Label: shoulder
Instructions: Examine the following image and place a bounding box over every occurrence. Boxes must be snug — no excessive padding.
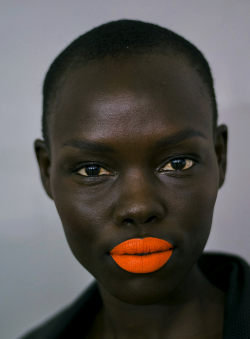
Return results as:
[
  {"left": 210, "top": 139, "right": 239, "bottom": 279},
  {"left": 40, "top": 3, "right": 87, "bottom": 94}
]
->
[
  {"left": 198, "top": 251, "right": 250, "bottom": 290},
  {"left": 19, "top": 281, "right": 100, "bottom": 339},
  {"left": 199, "top": 252, "right": 250, "bottom": 338}
]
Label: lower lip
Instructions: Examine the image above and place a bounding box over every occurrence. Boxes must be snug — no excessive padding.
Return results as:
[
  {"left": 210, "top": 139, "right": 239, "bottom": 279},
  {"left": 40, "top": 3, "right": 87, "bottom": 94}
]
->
[
  {"left": 111, "top": 251, "right": 173, "bottom": 273},
  {"left": 110, "top": 237, "right": 174, "bottom": 273}
]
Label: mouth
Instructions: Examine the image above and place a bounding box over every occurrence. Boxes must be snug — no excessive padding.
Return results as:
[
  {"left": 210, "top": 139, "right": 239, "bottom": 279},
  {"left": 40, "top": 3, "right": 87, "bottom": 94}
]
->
[{"left": 110, "top": 237, "right": 174, "bottom": 273}]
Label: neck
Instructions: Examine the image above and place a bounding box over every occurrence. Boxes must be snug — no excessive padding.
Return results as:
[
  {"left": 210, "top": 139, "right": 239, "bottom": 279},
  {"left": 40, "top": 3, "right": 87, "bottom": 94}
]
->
[{"left": 97, "top": 264, "right": 225, "bottom": 339}]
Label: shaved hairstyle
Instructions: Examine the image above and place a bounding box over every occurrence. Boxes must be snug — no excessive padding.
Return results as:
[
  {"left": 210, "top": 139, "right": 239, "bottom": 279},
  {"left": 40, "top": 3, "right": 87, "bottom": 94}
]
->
[{"left": 42, "top": 19, "right": 218, "bottom": 149}]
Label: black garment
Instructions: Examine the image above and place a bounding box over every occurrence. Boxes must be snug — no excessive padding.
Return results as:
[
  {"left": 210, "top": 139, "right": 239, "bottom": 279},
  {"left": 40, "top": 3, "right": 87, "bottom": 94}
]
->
[{"left": 20, "top": 253, "right": 250, "bottom": 339}]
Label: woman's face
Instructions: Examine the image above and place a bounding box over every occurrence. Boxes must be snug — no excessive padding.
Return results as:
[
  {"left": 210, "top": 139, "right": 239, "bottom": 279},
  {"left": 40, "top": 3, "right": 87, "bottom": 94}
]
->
[{"left": 36, "top": 54, "right": 227, "bottom": 304}]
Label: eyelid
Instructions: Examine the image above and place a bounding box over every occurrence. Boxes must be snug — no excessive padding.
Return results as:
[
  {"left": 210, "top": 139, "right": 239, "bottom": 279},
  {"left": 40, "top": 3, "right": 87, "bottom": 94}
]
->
[
  {"left": 159, "top": 156, "right": 198, "bottom": 172},
  {"left": 78, "top": 166, "right": 112, "bottom": 177},
  {"left": 71, "top": 162, "right": 114, "bottom": 177}
]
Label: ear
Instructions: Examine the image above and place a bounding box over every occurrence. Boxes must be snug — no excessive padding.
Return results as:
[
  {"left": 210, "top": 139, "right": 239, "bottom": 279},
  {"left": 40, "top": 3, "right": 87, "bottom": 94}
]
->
[
  {"left": 214, "top": 124, "right": 228, "bottom": 188},
  {"left": 34, "top": 139, "right": 53, "bottom": 199}
]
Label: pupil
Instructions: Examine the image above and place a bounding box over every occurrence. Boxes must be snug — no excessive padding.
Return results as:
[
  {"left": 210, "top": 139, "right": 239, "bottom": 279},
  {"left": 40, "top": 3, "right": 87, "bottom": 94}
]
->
[
  {"left": 85, "top": 165, "right": 101, "bottom": 176},
  {"left": 171, "top": 158, "right": 186, "bottom": 170}
]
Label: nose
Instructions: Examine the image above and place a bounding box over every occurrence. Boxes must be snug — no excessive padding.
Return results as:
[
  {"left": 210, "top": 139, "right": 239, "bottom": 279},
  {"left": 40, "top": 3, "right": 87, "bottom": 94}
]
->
[{"left": 114, "top": 170, "right": 165, "bottom": 227}]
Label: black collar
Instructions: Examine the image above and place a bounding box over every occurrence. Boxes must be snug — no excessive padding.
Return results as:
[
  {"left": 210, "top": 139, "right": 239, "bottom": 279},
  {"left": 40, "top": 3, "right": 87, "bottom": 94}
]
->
[{"left": 21, "top": 252, "right": 250, "bottom": 339}]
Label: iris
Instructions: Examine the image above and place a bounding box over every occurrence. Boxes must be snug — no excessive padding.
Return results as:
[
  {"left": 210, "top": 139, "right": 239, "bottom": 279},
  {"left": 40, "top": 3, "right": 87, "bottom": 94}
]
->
[
  {"left": 85, "top": 165, "right": 101, "bottom": 176},
  {"left": 171, "top": 158, "right": 187, "bottom": 170}
]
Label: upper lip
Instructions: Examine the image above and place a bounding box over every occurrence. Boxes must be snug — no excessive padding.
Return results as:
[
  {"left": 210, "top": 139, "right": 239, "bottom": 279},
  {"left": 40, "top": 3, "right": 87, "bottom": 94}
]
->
[{"left": 110, "top": 237, "right": 174, "bottom": 255}]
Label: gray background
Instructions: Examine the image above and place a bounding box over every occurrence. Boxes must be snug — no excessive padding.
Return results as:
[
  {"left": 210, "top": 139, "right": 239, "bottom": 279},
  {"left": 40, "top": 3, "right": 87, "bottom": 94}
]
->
[{"left": 1, "top": 1, "right": 250, "bottom": 338}]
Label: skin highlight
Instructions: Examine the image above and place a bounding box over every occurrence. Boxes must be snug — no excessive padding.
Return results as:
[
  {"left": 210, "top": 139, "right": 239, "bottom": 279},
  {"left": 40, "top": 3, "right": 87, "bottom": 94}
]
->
[{"left": 35, "top": 54, "right": 227, "bottom": 339}]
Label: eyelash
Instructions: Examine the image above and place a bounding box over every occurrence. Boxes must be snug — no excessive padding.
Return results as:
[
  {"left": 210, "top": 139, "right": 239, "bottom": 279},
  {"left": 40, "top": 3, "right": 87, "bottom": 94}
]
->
[
  {"left": 71, "top": 155, "right": 199, "bottom": 178},
  {"left": 71, "top": 162, "right": 112, "bottom": 175},
  {"left": 159, "top": 157, "right": 196, "bottom": 173}
]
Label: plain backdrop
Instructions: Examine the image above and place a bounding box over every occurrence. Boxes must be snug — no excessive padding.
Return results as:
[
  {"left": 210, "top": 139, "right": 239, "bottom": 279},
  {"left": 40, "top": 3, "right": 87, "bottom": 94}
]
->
[{"left": 1, "top": 1, "right": 250, "bottom": 338}]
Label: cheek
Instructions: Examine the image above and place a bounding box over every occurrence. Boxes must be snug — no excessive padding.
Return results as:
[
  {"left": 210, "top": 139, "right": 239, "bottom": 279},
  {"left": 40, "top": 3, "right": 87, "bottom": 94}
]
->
[
  {"left": 169, "top": 162, "right": 219, "bottom": 258},
  {"left": 50, "top": 174, "right": 114, "bottom": 272},
  {"left": 51, "top": 172, "right": 109, "bottom": 233}
]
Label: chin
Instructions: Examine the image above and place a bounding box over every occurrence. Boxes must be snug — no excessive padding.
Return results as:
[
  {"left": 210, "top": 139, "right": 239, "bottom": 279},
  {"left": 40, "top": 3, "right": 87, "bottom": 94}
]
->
[
  {"left": 98, "top": 272, "right": 177, "bottom": 305},
  {"left": 113, "top": 292, "right": 167, "bottom": 305}
]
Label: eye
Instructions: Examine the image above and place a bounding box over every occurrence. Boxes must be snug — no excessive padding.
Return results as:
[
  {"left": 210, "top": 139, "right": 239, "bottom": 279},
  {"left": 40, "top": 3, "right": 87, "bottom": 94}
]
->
[
  {"left": 160, "top": 158, "right": 195, "bottom": 172},
  {"left": 77, "top": 165, "right": 112, "bottom": 177}
]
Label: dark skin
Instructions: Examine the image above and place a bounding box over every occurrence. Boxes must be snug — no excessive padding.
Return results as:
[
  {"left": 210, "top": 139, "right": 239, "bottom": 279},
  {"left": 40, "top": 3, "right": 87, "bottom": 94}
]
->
[{"left": 35, "top": 54, "right": 228, "bottom": 339}]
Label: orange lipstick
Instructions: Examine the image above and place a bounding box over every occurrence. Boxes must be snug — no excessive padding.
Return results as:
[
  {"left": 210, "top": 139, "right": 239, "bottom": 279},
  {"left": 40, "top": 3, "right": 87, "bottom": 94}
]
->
[{"left": 110, "top": 237, "right": 173, "bottom": 273}]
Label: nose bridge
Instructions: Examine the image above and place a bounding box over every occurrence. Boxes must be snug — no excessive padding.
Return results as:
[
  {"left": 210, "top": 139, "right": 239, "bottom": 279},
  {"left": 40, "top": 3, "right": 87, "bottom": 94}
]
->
[{"left": 114, "top": 167, "right": 165, "bottom": 226}]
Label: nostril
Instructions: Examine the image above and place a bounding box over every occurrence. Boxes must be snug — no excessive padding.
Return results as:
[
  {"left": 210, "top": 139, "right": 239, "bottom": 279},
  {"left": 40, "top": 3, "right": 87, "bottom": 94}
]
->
[
  {"left": 123, "top": 218, "right": 134, "bottom": 224},
  {"left": 123, "top": 216, "right": 157, "bottom": 225},
  {"left": 146, "top": 216, "right": 157, "bottom": 223}
]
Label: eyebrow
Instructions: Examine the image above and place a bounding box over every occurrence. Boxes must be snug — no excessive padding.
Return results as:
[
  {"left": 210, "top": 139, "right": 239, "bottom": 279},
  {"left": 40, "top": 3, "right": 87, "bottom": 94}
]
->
[
  {"left": 155, "top": 129, "right": 207, "bottom": 148},
  {"left": 60, "top": 129, "right": 207, "bottom": 153},
  {"left": 60, "top": 138, "right": 116, "bottom": 153}
]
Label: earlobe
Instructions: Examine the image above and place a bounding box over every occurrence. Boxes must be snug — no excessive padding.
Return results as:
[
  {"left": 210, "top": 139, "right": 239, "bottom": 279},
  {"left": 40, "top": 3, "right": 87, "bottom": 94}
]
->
[
  {"left": 214, "top": 124, "right": 228, "bottom": 188},
  {"left": 34, "top": 139, "right": 53, "bottom": 199}
]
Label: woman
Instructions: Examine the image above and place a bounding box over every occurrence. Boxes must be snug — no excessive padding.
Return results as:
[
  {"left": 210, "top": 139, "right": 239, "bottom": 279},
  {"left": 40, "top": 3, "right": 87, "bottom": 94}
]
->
[{"left": 21, "top": 19, "right": 250, "bottom": 339}]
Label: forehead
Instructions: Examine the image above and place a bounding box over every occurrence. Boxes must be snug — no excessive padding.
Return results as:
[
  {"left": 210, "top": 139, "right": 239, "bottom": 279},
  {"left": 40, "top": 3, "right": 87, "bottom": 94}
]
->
[{"left": 50, "top": 54, "right": 213, "bottom": 150}]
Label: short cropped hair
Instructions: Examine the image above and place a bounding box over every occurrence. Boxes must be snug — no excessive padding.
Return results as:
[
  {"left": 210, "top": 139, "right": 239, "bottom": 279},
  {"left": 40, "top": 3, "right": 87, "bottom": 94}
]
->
[{"left": 42, "top": 19, "right": 218, "bottom": 149}]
